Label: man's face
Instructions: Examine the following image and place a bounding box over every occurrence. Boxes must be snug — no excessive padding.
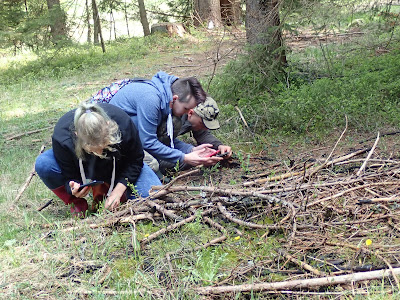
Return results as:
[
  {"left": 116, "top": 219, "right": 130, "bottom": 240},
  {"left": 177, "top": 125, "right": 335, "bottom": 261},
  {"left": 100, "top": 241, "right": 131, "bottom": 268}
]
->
[
  {"left": 188, "top": 111, "right": 207, "bottom": 131},
  {"left": 172, "top": 96, "right": 197, "bottom": 117}
]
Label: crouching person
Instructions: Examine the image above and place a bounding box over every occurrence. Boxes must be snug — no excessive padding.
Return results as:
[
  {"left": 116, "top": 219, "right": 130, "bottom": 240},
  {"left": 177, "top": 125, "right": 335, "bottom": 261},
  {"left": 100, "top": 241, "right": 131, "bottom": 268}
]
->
[{"left": 35, "top": 102, "right": 161, "bottom": 217}]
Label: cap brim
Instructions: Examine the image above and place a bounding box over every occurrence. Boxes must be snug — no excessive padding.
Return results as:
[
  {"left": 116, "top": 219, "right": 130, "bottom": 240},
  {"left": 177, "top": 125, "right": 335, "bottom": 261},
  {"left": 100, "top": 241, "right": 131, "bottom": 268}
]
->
[{"left": 203, "top": 119, "right": 220, "bottom": 130}]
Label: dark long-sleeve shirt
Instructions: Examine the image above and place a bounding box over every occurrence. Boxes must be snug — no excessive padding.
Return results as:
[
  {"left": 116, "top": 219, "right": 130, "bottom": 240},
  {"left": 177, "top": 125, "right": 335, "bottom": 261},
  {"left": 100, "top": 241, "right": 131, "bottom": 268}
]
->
[{"left": 52, "top": 103, "right": 144, "bottom": 194}]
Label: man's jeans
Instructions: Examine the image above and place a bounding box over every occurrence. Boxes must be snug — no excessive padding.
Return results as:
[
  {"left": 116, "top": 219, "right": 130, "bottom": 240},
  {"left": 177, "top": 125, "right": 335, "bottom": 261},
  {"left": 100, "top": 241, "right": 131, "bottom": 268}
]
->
[{"left": 35, "top": 149, "right": 161, "bottom": 198}]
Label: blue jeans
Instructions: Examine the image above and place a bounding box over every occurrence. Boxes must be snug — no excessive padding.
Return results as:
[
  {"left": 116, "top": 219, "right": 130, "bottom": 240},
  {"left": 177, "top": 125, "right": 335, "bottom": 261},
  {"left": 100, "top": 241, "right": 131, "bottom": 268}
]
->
[{"left": 35, "top": 149, "right": 161, "bottom": 198}]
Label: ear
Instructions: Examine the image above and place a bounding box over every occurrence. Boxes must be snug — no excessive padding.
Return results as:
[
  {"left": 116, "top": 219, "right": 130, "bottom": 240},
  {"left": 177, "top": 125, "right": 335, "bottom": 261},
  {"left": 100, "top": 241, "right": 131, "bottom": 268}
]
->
[
  {"left": 187, "top": 109, "right": 194, "bottom": 117},
  {"left": 172, "top": 95, "right": 179, "bottom": 102}
]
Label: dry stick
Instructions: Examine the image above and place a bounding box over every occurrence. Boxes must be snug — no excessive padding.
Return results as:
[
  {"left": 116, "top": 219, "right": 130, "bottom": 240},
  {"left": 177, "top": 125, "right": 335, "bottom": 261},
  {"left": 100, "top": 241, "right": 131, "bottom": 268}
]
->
[
  {"left": 307, "top": 181, "right": 399, "bottom": 208},
  {"left": 217, "top": 202, "right": 280, "bottom": 230},
  {"left": 151, "top": 185, "right": 297, "bottom": 210},
  {"left": 356, "top": 132, "right": 380, "bottom": 177},
  {"left": 282, "top": 251, "right": 322, "bottom": 276},
  {"left": 13, "top": 145, "right": 46, "bottom": 207},
  {"left": 5, "top": 126, "right": 53, "bottom": 141},
  {"left": 195, "top": 268, "right": 400, "bottom": 295},
  {"left": 60, "top": 213, "right": 153, "bottom": 232},
  {"left": 235, "top": 106, "right": 252, "bottom": 132},
  {"left": 388, "top": 218, "right": 400, "bottom": 232},
  {"left": 324, "top": 115, "right": 348, "bottom": 164},
  {"left": 37, "top": 199, "right": 53, "bottom": 211},
  {"left": 326, "top": 241, "right": 400, "bottom": 289},
  {"left": 203, "top": 216, "right": 227, "bottom": 233},
  {"left": 140, "top": 215, "right": 197, "bottom": 248},
  {"left": 149, "top": 168, "right": 201, "bottom": 199},
  {"left": 194, "top": 235, "right": 227, "bottom": 251},
  {"left": 243, "top": 148, "right": 369, "bottom": 186},
  {"left": 144, "top": 199, "right": 182, "bottom": 221},
  {"left": 140, "top": 208, "right": 215, "bottom": 248}
]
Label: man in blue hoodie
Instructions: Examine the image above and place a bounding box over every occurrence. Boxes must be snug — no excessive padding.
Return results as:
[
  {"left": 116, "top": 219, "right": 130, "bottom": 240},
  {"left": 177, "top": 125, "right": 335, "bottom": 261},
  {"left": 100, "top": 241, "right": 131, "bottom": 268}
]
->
[{"left": 109, "top": 71, "right": 223, "bottom": 170}]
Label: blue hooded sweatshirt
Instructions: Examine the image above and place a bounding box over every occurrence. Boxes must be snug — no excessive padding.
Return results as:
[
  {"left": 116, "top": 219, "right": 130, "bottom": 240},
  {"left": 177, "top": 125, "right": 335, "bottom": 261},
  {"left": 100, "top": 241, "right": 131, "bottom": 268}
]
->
[{"left": 109, "top": 71, "right": 193, "bottom": 164}]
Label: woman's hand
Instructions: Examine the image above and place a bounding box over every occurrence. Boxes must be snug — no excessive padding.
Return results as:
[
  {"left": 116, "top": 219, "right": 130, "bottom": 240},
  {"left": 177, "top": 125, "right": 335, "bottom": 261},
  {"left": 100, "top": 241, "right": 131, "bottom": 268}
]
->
[
  {"left": 105, "top": 183, "right": 127, "bottom": 211},
  {"left": 69, "top": 181, "right": 90, "bottom": 198}
]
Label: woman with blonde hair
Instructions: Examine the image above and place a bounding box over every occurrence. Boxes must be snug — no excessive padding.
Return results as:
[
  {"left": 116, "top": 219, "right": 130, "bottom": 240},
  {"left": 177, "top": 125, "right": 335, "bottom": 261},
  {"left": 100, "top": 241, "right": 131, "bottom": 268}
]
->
[{"left": 35, "top": 102, "right": 161, "bottom": 217}]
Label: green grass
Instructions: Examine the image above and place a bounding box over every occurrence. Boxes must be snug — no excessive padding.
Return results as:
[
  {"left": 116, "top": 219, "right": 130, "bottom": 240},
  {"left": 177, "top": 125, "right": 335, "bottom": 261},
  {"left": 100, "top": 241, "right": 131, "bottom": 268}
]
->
[{"left": 2, "top": 6, "right": 400, "bottom": 297}]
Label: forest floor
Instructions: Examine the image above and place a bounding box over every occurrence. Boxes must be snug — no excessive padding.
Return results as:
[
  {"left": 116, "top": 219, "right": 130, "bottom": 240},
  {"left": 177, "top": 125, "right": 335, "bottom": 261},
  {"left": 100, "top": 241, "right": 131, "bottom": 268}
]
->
[{"left": 3, "top": 28, "right": 400, "bottom": 298}]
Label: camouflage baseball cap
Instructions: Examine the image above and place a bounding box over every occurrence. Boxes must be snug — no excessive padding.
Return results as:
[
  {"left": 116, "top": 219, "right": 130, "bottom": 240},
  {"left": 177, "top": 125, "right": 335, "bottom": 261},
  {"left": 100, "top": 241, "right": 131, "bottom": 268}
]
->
[{"left": 193, "top": 97, "right": 220, "bottom": 130}]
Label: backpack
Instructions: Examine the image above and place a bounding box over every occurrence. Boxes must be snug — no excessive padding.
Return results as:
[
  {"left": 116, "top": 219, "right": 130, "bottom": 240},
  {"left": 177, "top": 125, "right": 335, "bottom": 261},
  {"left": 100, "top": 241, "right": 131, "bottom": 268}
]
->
[{"left": 88, "top": 78, "right": 147, "bottom": 104}]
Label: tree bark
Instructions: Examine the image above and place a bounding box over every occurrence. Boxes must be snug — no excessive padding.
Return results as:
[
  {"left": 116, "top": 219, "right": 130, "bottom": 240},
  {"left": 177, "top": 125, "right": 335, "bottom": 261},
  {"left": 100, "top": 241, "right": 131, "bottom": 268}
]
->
[
  {"left": 91, "top": 0, "right": 105, "bottom": 52},
  {"left": 193, "top": 0, "right": 222, "bottom": 28},
  {"left": 245, "top": 0, "right": 286, "bottom": 64},
  {"left": 85, "top": 0, "right": 91, "bottom": 43},
  {"left": 138, "top": 0, "right": 150, "bottom": 36},
  {"left": 46, "top": 0, "right": 67, "bottom": 43},
  {"left": 220, "top": 0, "right": 242, "bottom": 26}
]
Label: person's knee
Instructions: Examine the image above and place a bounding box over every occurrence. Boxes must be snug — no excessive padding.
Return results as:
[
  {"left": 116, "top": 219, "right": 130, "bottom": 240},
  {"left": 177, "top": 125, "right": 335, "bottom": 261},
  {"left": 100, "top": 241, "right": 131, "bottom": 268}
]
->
[{"left": 35, "top": 153, "right": 49, "bottom": 178}]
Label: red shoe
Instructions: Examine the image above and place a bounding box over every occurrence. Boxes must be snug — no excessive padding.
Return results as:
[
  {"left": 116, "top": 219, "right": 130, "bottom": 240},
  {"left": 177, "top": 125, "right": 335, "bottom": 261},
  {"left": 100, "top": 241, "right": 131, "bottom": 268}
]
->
[
  {"left": 70, "top": 197, "right": 89, "bottom": 218},
  {"left": 51, "top": 185, "right": 88, "bottom": 217}
]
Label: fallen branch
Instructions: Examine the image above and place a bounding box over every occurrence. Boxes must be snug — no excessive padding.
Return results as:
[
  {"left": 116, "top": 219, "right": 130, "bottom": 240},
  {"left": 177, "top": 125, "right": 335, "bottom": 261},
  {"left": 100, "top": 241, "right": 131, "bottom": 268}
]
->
[
  {"left": 282, "top": 251, "right": 322, "bottom": 276},
  {"left": 13, "top": 145, "right": 46, "bottom": 207},
  {"left": 140, "top": 214, "right": 197, "bottom": 248},
  {"left": 6, "top": 126, "right": 53, "bottom": 141},
  {"left": 356, "top": 132, "right": 380, "bottom": 176},
  {"left": 195, "top": 267, "right": 400, "bottom": 294}
]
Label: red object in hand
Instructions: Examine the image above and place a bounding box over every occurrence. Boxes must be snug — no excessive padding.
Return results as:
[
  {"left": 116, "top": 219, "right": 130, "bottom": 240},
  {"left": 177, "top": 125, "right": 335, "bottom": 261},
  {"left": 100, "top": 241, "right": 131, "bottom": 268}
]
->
[{"left": 205, "top": 150, "right": 220, "bottom": 157}]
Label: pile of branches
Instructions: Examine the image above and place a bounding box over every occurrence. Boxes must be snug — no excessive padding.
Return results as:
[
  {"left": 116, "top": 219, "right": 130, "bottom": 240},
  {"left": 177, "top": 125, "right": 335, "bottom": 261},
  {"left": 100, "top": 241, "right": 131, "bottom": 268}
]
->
[{"left": 37, "top": 132, "right": 400, "bottom": 296}]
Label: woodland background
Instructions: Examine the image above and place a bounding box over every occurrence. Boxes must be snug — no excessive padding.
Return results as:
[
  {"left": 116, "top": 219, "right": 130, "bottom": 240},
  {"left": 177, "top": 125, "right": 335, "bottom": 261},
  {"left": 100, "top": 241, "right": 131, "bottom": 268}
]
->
[{"left": 2, "top": 0, "right": 400, "bottom": 299}]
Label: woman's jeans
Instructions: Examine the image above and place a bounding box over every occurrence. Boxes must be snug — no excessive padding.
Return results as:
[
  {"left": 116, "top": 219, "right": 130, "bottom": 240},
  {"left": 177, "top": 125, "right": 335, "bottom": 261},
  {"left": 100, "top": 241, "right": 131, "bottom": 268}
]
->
[{"left": 35, "top": 149, "right": 161, "bottom": 198}]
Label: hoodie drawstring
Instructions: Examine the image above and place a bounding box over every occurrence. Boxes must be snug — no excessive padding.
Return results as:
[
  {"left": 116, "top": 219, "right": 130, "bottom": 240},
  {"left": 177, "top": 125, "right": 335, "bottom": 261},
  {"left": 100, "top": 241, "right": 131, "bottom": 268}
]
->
[
  {"left": 79, "top": 157, "right": 116, "bottom": 197},
  {"left": 167, "top": 113, "right": 174, "bottom": 148}
]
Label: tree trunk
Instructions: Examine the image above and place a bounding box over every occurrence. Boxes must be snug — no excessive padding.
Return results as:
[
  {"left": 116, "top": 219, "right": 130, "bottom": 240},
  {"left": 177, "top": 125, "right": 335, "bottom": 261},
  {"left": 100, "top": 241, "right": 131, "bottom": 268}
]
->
[
  {"left": 85, "top": 0, "right": 91, "bottom": 43},
  {"left": 245, "top": 0, "right": 286, "bottom": 64},
  {"left": 220, "top": 0, "right": 242, "bottom": 26},
  {"left": 124, "top": 0, "right": 130, "bottom": 37},
  {"left": 46, "top": 0, "right": 67, "bottom": 43},
  {"left": 193, "top": 0, "right": 222, "bottom": 28},
  {"left": 91, "top": 0, "right": 105, "bottom": 52},
  {"left": 138, "top": 0, "right": 150, "bottom": 36}
]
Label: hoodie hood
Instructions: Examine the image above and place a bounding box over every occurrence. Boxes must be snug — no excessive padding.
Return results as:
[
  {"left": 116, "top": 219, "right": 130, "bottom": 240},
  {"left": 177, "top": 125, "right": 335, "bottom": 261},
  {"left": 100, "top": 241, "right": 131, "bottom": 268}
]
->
[{"left": 150, "top": 71, "right": 178, "bottom": 113}]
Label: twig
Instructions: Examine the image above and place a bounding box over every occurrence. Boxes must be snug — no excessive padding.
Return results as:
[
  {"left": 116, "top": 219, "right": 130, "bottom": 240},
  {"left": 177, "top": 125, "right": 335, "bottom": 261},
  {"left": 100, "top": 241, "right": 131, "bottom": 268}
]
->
[
  {"left": 356, "top": 132, "right": 380, "bottom": 176},
  {"left": 195, "top": 268, "right": 400, "bottom": 294},
  {"left": 307, "top": 181, "right": 399, "bottom": 207},
  {"left": 144, "top": 199, "right": 183, "bottom": 221},
  {"left": 282, "top": 251, "right": 322, "bottom": 276},
  {"left": 149, "top": 168, "right": 201, "bottom": 199},
  {"left": 5, "top": 126, "right": 53, "bottom": 141},
  {"left": 37, "top": 199, "right": 53, "bottom": 211},
  {"left": 140, "top": 214, "right": 197, "bottom": 248},
  {"left": 324, "top": 115, "right": 348, "bottom": 164},
  {"left": 194, "top": 235, "right": 227, "bottom": 251},
  {"left": 217, "top": 202, "right": 280, "bottom": 229},
  {"left": 235, "top": 106, "right": 252, "bottom": 133},
  {"left": 13, "top": 145, "right": 46, "bottom": 206}
]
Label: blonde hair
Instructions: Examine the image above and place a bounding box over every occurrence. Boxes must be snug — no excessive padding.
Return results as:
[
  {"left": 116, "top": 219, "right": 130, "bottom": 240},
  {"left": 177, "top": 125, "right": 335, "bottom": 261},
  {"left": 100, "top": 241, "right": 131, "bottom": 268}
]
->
[{"left": 74, "top": 102, "right": 121, "bottom": 159}]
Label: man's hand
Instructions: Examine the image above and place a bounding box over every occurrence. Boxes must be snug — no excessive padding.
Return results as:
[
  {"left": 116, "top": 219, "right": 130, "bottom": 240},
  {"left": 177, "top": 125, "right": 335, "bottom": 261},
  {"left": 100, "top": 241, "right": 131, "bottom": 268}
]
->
[
  {"left": 105, "top": 183, "right": 127, "bottom": 211},
  {"left": 218, "top": 145, "right": 232, "bottom": 159},
  {"left": 184, "top": 148, "right": 223, "bottom": 166},
  {"left": 191, "top": 143, "right": 213, "bottom": 152}
]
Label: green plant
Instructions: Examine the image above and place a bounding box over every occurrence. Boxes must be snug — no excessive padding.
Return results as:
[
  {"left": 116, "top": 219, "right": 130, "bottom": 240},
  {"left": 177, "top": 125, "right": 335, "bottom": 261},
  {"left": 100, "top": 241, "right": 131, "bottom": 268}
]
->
[
  {"left": 236, "top": 151, "right": 250, "bottom": 173},
  {"left": 181, "top": 249, "right": 228, "bottom": 285}
]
